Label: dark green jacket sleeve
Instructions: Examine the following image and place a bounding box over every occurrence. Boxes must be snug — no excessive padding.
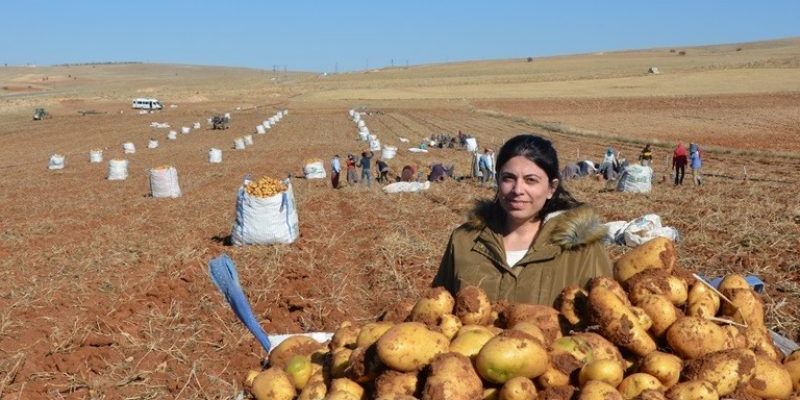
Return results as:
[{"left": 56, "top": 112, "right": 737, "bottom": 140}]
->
[{"left": 432, "top": 233, "right": 456, "bottom": 292}]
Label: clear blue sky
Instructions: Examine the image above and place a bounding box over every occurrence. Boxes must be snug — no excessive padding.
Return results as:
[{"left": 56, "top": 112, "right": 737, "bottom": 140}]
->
[{"left": 2, "top": 1, "right": 798, "bottom": 72}]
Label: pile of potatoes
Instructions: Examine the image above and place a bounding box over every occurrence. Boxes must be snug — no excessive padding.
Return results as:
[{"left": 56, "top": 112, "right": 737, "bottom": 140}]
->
[
  {"left": 246, "top": 176, "right": 288, "bottom": 198},
  {"left": 243, "top": 237, "right": 800, "bottom": 400}
]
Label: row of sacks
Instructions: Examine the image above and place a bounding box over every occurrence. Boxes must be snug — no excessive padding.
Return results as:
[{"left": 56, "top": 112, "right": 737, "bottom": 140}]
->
[
  {"left": 49, "top": 146, "right": 225, "bottom": 172},
  {"left": 349, "top": 109, "right": 396, "bottom": 158},
  {"left": 108, "top": 161, "right": 182, "bottom": 198},
  {"left": 256, "top": 109, "right": 288, "bottom": 134}
]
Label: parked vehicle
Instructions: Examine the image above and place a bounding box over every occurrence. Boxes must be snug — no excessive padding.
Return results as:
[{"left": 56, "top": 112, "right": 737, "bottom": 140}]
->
[{"left": 131, "top": 98, "right": 163, "bottom": 110}]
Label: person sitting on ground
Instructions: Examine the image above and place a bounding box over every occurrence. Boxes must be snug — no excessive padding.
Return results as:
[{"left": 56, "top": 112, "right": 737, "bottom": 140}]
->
[
  {"left": 428, "top": 163, "right": 449, "bottom": 182},
  {"left": 578, "top": 160, "right": 597, "bottom": 177},
  {"left": 432, "top": 134, "right": 612, "bottom": 305},
  {"left": 561, "top": 162, "right": 580, "bottom": 181},
  {"left": 400, "top": 165, "right": 417, "bottom": 182}
]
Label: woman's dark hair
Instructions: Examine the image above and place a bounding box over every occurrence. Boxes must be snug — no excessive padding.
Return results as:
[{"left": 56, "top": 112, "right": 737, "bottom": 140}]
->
[{"left": 495, "top": 134, "right": 582, "bottom": 217}]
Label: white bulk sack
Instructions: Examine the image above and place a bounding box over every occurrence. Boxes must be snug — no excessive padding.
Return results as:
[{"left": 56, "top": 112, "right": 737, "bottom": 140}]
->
[
  {"left": 231, "top": 180, "right": 299, "bottom": 245},
  {"left": 465, "top": 137, "right": 478, "bottom": 152},
  {"left": 209, "top": 148, "right": 222, "bottom": 163},
  {"left": 622, "top": 214, "right": 680, "bottom": 247},
  {"left": 269, "top": 117, "right": 277, "bottom": 124},
  {"left": 193, "top": 122, "right": 201, "bottom": 129},
  {"left": 149, "top": 166, "right": 182, "bottom": 198},
  {"left": 48, "top": 154, "right": 65, "bottom": 170},
  {"left": 277, "top": 111, "right": 284, "bottom": 118},
  {"left": 256, "top": 125, "right": 266, "bottom": 134},
  {"left": 348, "top": 109, "right": 355, "bottom": 117},
  {"left": 283, "top": 109, "right": 288, "bottom": 116},
  {"left": 616, "top": 164, "right": 653, "bottom": 193},
  {"left": 358, "top": 131, "right": 369, "bottom": 141},
  {"left": 108, "top": 159, "right": 128, "bottom": 180},
  {"left": 244, "top": 135, "right": 254, "bottom": 145},
  {"left": 168, "top": 130, "right": 177, "bottom": 140},
  {"left": 224, "top": 112, "right": 231, "bottom": 120},
  {"left": 359, "top": 126, "right": 369, "bottom": 134},
  {"left": 381, "top": 146, "right": 397, "bottom": 160},
  {"left": 383, "top": 181, "right": 431, "bottom": 194},
  {"left": 147, "top": 139, "right": 159, "bottom": 149},
  {"left": 181, "top": 126, "right": 190, "bottom": 134},
  {"left": 234, "top": 137, "right": 246, "bottom": 150},
  {"left": 369, "top": 138, "right": 381, "bottom": 152},
  {"left": 303, "top": 160, "right": 326, "bottom": 179},
  {"left": 357, "top": 120, "right": 366, "bottom": 128},
  {"left": 123, "top": 142, "right": 136, "bottom": 154},
  {"left": 89, "top": 150, "right": 103, "bottom": 163}
]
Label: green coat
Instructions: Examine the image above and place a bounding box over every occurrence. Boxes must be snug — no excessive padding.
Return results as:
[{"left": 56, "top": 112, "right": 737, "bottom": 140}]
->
[{"left": 433, "top": 202, "right": 612, "bottom": 307}]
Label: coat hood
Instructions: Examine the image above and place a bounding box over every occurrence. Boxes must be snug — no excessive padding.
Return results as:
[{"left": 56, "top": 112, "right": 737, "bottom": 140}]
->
[{"left": 465, "top": 200, "right": 607, "bottom": 250}]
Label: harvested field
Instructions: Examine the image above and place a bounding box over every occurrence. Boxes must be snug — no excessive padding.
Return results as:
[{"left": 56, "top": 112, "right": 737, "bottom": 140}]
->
[{"left": 1, "top": 39, "right": 800, "bottom": 398}]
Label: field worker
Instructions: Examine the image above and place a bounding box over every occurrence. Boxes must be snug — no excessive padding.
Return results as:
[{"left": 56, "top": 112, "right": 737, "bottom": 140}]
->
[
  {"left": 376, "top": 158, "right": 390, "bottom": 183},
  {"left": 639, "top": 144, "right": 653, "bottom": 167},
  {"left": 330, "top": 154, "right": 342, "bottom": 189},
  {"left": 346, "top": 154, "right": 358, "bottom": 185},
  {"left": 578, "top": 159, "right": 597, "bottom": 176},
  {"left": 689, "top": 143, "right": 703, "bottom": 186},
  {"left": 400, "top": 165, "right": 417, "bottom": 182},
  {"left": 433, "top": 134, "right": 612, "bottom": 305},
  {"left": 599, "top": 147, "right": 618, "bottom": 180},
  {"left": 561, "top": 162, "right": 580, "bottom": 181},
  {"left": 428, "top": 163, "right": 449, "bottom": 182},
  {"left": 479, "top": 148, "right": 496, "bottom": 184},
  {"left": 672, "top": 142, "right": 688, "bottom": 185},
  {"left": 359, "top": 150, "right": 374, "bottom": 187}
]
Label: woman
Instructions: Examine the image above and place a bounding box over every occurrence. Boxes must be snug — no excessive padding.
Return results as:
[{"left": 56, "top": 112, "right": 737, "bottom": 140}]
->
[
  {"left": 639, "top": 144, "right": 653, "bottom": 167},
  {"left": 433, "top": 134, "right": 612, "bottom": 306},
  {"left": 672, "top": 142, "right": 688, "bottom": 185}
]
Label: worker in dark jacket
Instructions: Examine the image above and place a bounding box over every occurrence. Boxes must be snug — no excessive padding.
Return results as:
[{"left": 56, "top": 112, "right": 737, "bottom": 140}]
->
[{"left": 433, "top": 134, "right": 612, "bottom": 306}]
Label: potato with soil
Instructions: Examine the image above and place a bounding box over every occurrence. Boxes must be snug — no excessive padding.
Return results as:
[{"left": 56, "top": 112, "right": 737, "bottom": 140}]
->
[
  {"left": 450, "top": 325, "right": 496, "bottom": 359},
  {"left": 745, "top": 354, "right": 793, "bottom": 399},
  {"left": 556, "top": 285, "right": 588, "bottom": 327},
  {"left": 475, "top": 330, "right": 549, "bottom": 384},
  {"left": 422, "top": 352, "right": 483, "bottom": 400},
  {"left": 381, "top": 300, "right": 415, "bottom": 323},
  {"left": 666, "top": 317, "right": 730, "bottom": 359},
  {"left": 681, "top": 348, "right": 756, "bottom": 396},
  {"left": 455, "top": 285, "right": 494, "bottom": 326},
  {"left": 579, "top": 359, "right": 625, "bottom": 387},
  {"left": 374, "top": 370, "right": 419, "bottom": 399},
  {"left": 579, "top": 380, "right": 624, "bottom": 400},
  {"left": 665, "top": 380, "right": 718, "bottom": 400},
  {"left": 503, "top": 303, "right": 562, "bottom": 345},
  {"left": 625, "top": 269, "right": 688, "bottom": 306},
  {"left": 356, "top": 321, "right": 394, "bottom": 348},
  {"left": 331, "top": 347, "right": 353, "bottom": 378},
  {"left": 589, "top": 276, "right": 632, "bottom": 306},
  {"left": 331, "top": 321, "right": 361, "bottom": 350},
  {"left": 617, "top": 373, "right": 664, "bottom": 400},
  {"left": 410, "top": 287, "right": 456, "bottom": 326},
  {"left": 508, "top": 321, "right": 547, "bottom": 344},
  {"left": 250, "top": 367, "right": 297, "bottom": 400},
  {"left": 377, "top": 322, "right": 449, "bottom": 372},
  {"left": 588, "top": 286, "right": 656, "bottom": 357},
  {"left": 686, "top": 281, "right": 720, "bottom": 319},
  {"left": 635, "top": 294, "right": 680, "bottom": 338},
  {"left": 785, "top": 350, "right": 800, "bottom": 392},
  {"left": 539, "top": 385, "right": 577, "bottom": 400},
  {"left": 328, "top": 378, "right": 365, "bottom": 399},
  {"left": 573, "top": 332, "right": 626, "bottom": 369},
  {"left": 438, "top": 313, "right": 462, "bottom": 340},
  {"left": 269, "top": 335, "right": 326, "bottom": 369},
  {"left": 613, "top": 237, "right": 676, "bottom": 282},
  {"left": 638, "top": 352, "right": 682, "bottom": 388},
  {"left": 498, "top": 376, "right": 537, "bottom": 400},
  {"left": 347, "top": 345, "right": 382, "bottom": 383},
  {"left": 298, "top": 380, "right": 328, "bottom": 400}
]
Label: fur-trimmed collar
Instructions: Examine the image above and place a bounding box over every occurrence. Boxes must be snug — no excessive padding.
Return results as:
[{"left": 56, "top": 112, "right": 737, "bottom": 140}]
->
[{"left": 466, "top": 200, "right": 607, "bottom": 250}]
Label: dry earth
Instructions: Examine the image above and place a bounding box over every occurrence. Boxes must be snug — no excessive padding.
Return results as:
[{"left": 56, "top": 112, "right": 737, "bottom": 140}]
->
[{"left": 1, "top": 38, "right": 799, "bottom": 399}]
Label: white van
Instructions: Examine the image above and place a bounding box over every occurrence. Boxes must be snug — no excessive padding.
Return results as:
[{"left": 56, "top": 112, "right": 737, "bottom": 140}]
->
[{"left": 131, "top": 98, "right": 163, "bottom": 110}]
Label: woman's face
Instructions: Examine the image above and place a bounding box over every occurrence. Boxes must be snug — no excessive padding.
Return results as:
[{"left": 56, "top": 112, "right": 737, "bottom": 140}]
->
[{"left": 498, "top": 156, "right": 557, "bottom": 224}]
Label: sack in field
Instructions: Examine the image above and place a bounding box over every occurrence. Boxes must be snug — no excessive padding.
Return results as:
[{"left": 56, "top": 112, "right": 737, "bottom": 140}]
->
[
  {"left": 167, "top": 130, "right": 177, "bottom": 140},
  {"left": 234, "top": 137, "right": 246, "bottom": 150},
  {"left": 89, "top": 150, "right": 103, "bottom": 163},
  {"left": 616, "top": 164, "right": 653, "bottom": 193},
  {"left": 108, "top": 159, "right": 128, "bottom": 180},
  {"left": 48, "top": 154, "right": 65, "bottom": 170},
  {"left": 147, "top": 139, "right": 159, "bottom": 149},
  {"left": 369, "top": 138, "right": 381, "bottom": 152},
  {"left": 303, "top": 160, "right": 326, "bottom": 179},
  {"left": 149, "top": 166, "right": 182, "bottom": 198},
  {"left": 209, "top": 148, "right": 222, "bottom": 163},
  {"left": 231, "top": 180, "right": 299, "bottom": 245},
  {"left": 623, "top": 214, "right": 679, "bottom": 247},
  {"left": 383, "top": 181, "right": 431, "bottom": 194},
  {"left": 123, "top": 142, "right": 136, "bottom": 154}
]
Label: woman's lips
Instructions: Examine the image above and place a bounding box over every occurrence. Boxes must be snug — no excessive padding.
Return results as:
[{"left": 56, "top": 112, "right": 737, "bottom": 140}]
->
[{"left": 506, "top": 198, "right": 530, "bottom": 209}]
